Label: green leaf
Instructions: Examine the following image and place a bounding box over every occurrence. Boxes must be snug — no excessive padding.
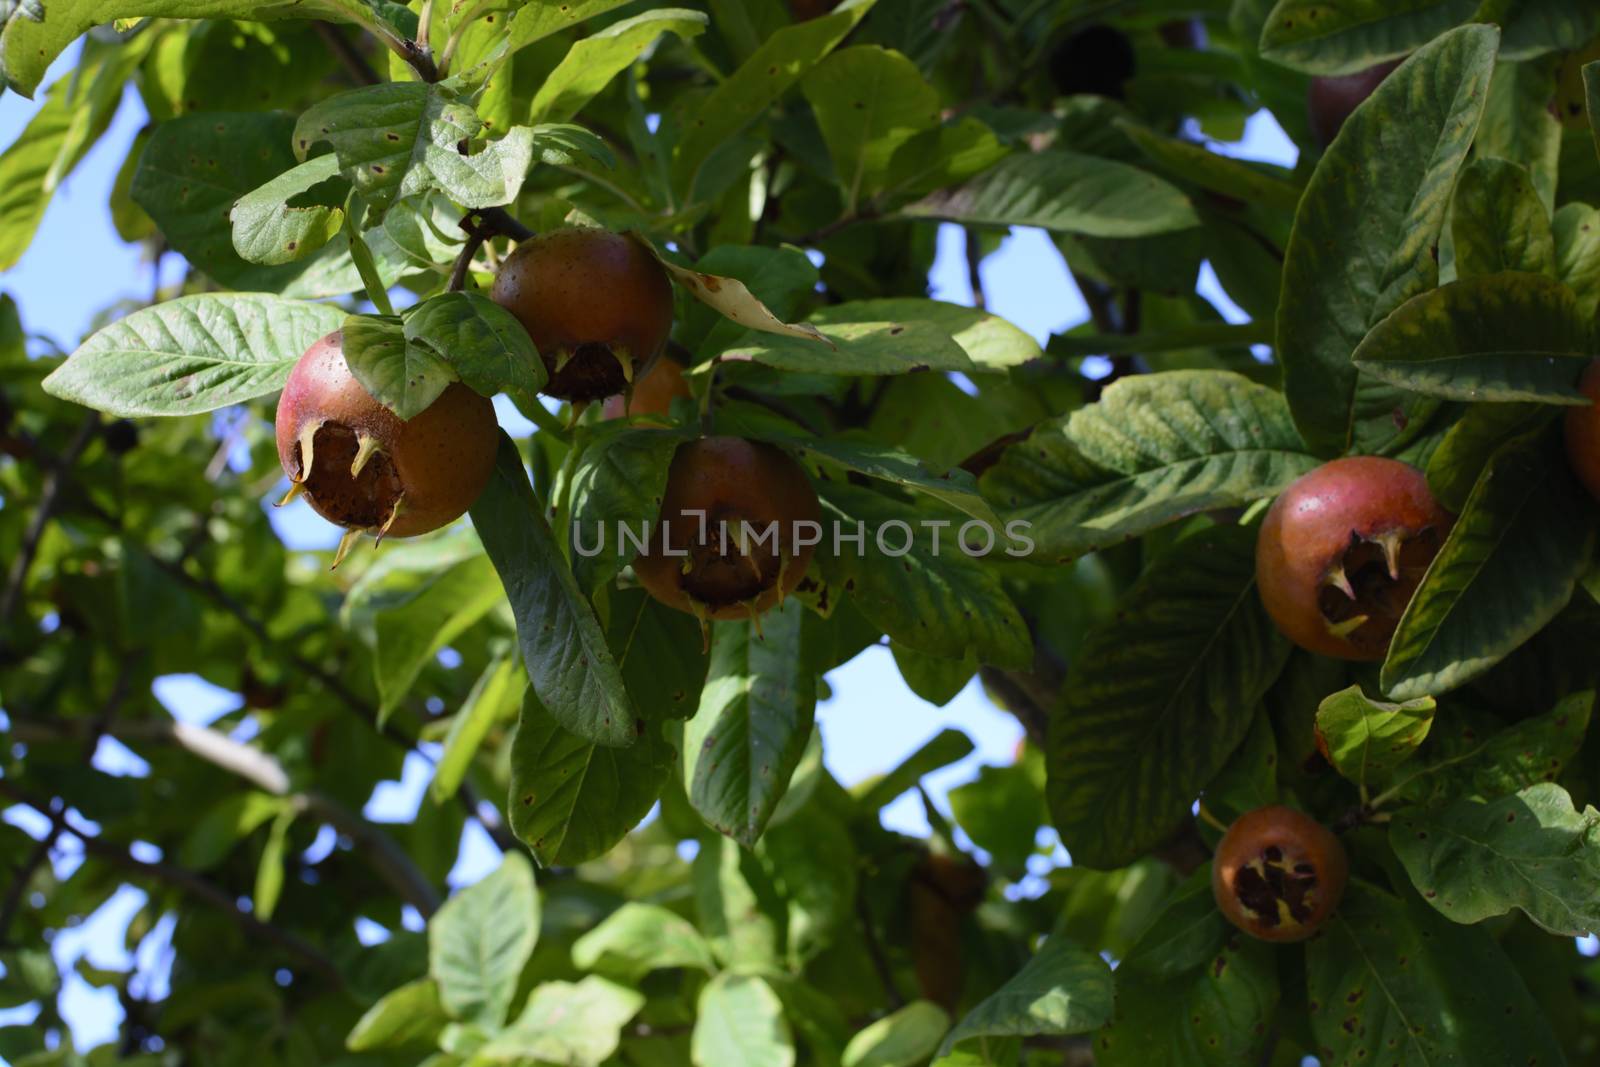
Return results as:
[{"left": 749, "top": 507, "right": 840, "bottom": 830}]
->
[
  {"left": 818, "top": 482, "right": 1031, "bottom": 671},
  {"left": 776, "top": 433, "right": 995, "bottom": 523},
  {"left": 1260, "top": 0, "right": 1478, "bottom": 74},
  {"left": 694, "top": 833, "right": 786, "bottom": 971},
  {"left": 470, "top": 436, "right": 639, "bottom": 748},
  {"left": 671, "top": 0, "right": 873, "bottom": 197},
  {"left": 826, "top": 298, "right": 1041, "bottom": 371},
  {"left": 722, "top": 314, "right": 973, "bottom": 376},
  {"left": 385, "top": 192, "right": 466, "bottom": 270},
  {"left": 685, "top": 598, "right": 817, "bottom": 846},
  {"left": 42, "top": 294, "right": 343, "bottom": 417},
  {"left": 527, "top": 122, "right": 617, "bottom": 169},
  {"left": 1382, "top": 428, "right": 1597, "bottom": 700},
  {"left": 857, "top": 728, "right": 974, "bottom": 814},
  {"left": 431, "top": 649, "right": 525, "bottom": 805},
  {"left": 1305, "top": 880, "right": 1564, "bottom": 1064},
  {"left": 403, "top": 290, "right": 546, "bottom": 406},
  {"left": 842, "top": 1001, "right": 948, "bottom": 1067},
  {"left": 1555, "top": 201, "right": 1600, "bottom": 323},
  {"left": 1, "top": 0, "right": 397, "bottom": 98},
  {"left": 476, "top": 977, "right": 645, "bottom": 1066},
  {"left": 890, "top": 642, "right": 976, "bottom": 707},
  {"left": 567, "top": 424, "right": 688, "bottom": 593},
  {"left": 252, "top": 809, "right": 292, "bottom": 920},
  {"left": 341, "top": 313, "right": 456, "bottom": 420},
  {"left": 1096, "top": 880, "right": 1277, "bottom": 1065},
  {"left": 980, "top": 371, "right": 1316, "bottom": 562},
  {"left": 373, "top": 553, "right": 503, "bottom": 716},
  {"left": 1047, "top": 525, "right": 1291, "bottom": 868},
  {"left": 692, "top": 974, "right": 795, "bottom": 1067},
  {"left": 1385, "top": 690, "right": 1594, "bottom": 807},
  {"left": 0, "top": 41, "right": 133, "bottom": 270},
  {"left": 132, "top": 111, "right": 313, "bottom": 290},
  {"left": 802, "top": 46, "right": 940, "bottom": 211},
  {"left": 295, "top": 82, "right": 535, "bottom": 212},
  {"left": 178, "top": 792, "right": 289, "bottom": 870},
  {"left": 346, "top": 978, "right": 450, "bottom": 1051},
  {"left": 1452, "top": 158, "right": 1555, "bottom": 279},
  {"left": 1392, "top": 782, "right": 1600, "bottom": 935},
  {"left": 947, "top": 758, "right": 1046, "bottom": 871},
  {"left": 507, "top": 691, "right": 675, "bottom": 866},
  {"left": 757, "top": 805, "right": 857, "bottom": 964},
  {"left": 570, "top": 903, "right": 716, "bottom": 981},
  {"left": 1424, "top": 402, "right": 1553, "bottom": 512},
  {"left": 428, "top": 852, "right": 539, "bottom": 1027},
  {"left": 1278, "top": 25, "right": 1499, "bottom": 455},
  {"left": 501, "top": 0, "right": 639, "bottom": 56},
  {"left": 607, "top": 587, "right": 710, "bottom": 724},
  {"left": 939, "top": 939, "right": 1110, "bottom": 1060},
  {"left": 528, "top": 9, "right": 709, "bottom": 123},
  {"left": 1314, "top": 686, "right": 1435, "bottom": 788},
  {"left": 904, "top": 150, "right": 1199, "bottom": 238},
  {"left": 882, "top": 116, "right": 1009, "bottom": 202},
  {"left": 1118, "top": 121, "right": 1303, "bottom": 215},
  {"left": 230, "top": 155, "right": 348, "bottom": 266},
  {"left": 1477, "top": 57, "right": 1562, "bottom": 214}
]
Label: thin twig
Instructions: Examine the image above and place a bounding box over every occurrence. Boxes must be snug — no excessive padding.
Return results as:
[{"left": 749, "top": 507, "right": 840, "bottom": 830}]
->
[
  {"left": 963, "top": 227, "right": 987, "bottom": 310},
  {"left": 449, "top": 218, "right": 490, "bottom": 293},
  {"left": 0, "top": 414, "right": 98, "bottom": 633},
  {"left": 478, "top": 206, "right": 534, "bottom": 243},
  {"left": 314, "top": 21, "right": 382, "bottom": 85},
  {"left": 0, "top": 784, "right": 343, "bottom": 986},
  {"left": 855, "top": 889, "right": 906, "bottom": 1010}
]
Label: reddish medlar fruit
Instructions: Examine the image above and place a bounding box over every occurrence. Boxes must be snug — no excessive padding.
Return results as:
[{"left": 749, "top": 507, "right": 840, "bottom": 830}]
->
[
  {"left": 490, "top": 228, "right": 674, "bottom": 404},
  {"left": 1308, "top": 59, "right": 1401, "bottom": 147},
  {"left": 1564, "top": 359, "right": 1600, "bottom": 502},
  {"left": 1049, "top": 24, "right": 1136, "bottom": 100},
  {"left": 1213, "top": 805, "right": 1348, "bottom": 942},
  {"left": 274, "top": 331, "right": 498, "bottom": 551},
  {"left": 632, "top": 437, "right": 822, "bottom": 622},
  {"left": 1256, "top": 457, "right": 1452, "bottom": 662},
  {"left": 909, "top": 851, "right": 987, "bottom": 1011},
  {"left": 601, "top": 354, "right": 691, "bottom": 420}
]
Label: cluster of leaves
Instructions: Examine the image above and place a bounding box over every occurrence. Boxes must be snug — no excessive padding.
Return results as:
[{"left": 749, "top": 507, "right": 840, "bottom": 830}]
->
[{"left": 10, "top": 0, "right": 1600, "bottom": 1064}]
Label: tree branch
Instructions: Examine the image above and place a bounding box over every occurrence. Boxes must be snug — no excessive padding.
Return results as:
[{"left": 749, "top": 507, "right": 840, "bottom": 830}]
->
[
  {"left": 313, "top": 22, "right": 381, "bottom": 86},
  {"left": 0, "top": 783, "right": 343, "bottom": 987},
  {"left": 0, "top": 414, "right": 98, "bottom": 634}
]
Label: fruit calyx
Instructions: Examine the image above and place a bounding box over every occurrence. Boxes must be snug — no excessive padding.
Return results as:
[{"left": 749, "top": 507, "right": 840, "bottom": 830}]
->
[
  {"left": 1256, "top": 456, "right": 1452, "bottom": 661},
  {"left": 490, "top": 227, "right": 674, "bottom": 404},
  {"left": 1212, "top": 805, "right": 1348, "bottom": 942},
  {"left": 632, "top": 436, "right": 822, "bottom": 629},
  {"left": 274, "top": 331, "right": 499, "bottom": 564}
]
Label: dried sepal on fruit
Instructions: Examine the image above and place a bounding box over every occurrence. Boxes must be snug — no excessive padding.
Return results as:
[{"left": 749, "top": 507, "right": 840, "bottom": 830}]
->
[
  {"left": 273, "top": 331, "right": 498, "bottom": 563},
  {"left": 1212, "top": 805, "right": 1348, "bottom": 942},
  {"left": 490, "top": 227, "right": 674, "bottom": 405},
  {"left": 632, "top": 437, "right": 822, "bottom": 632},
  {"left": 1256, "top": 456, "right": 1452, "bottom": 661}
]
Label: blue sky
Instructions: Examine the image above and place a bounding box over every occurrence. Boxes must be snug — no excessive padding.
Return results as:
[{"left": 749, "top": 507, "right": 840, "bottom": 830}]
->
[{"left": 0, "top": 43, "right": 1301, "bottom": 1055}]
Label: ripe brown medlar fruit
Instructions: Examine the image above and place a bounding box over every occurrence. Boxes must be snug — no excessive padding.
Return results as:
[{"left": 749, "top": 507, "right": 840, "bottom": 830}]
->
[
  {"left": 1308, "top": 59, "right": 1401, "bottom": 147},
  {"left": 274, "top": 331, "right": 498, "bottom": 556},
  {"left": 632, "top": 437, "right": 821, "bottom": 622},
  {"left": 490, "top": 228, "right": 674, "bottom": 404},
  {"left": 1256, "top": 457, "right": 1452, "bottom": 662},
  {"left": 909, "top": 851, "right": 987, "bottom": 1011},
  {"left": 1565, "top": 359, "right": 1600, "bottom": 501},
  {"left": 1213, "top": 805, "right": 1348, "bottom": 942},
  {"left": 1049, "top": 24, "right": 1136, "bottom": 100},
  {"left": 601, "top": 354, "right": 691, "bottom": 420}
]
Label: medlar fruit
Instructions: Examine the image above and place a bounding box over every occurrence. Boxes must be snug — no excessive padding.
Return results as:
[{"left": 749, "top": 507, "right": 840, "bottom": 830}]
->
[
  {"left": 601, "top": 354, "right": 691, "bottom": 420},
  {"left": 632, "top": 437, "right": 821, "bottom": 622},
  {"left": 274, "top": 331, "right": 497, "bottom": 554},
  {"left": 1565, "top": 359, "right": 1600, "bottom": 501},
  {"left": 490, "top": 227, "right": 674, "bottom": 404},
  {"left": 1308, "top": 59, "right": 1401, "bottom": 147},
  {"left": 1256, "top": 457, "right": 1452, "bottom": 661},
  {"left": 1213, "top": 805, "right": 1348, "bottom": 942}
]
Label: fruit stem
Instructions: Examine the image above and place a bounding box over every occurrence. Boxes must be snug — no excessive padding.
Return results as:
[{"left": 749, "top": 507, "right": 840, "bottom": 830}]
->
[{"left": 1197, "top": 804, "right": 1230, "bottom": 834}]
